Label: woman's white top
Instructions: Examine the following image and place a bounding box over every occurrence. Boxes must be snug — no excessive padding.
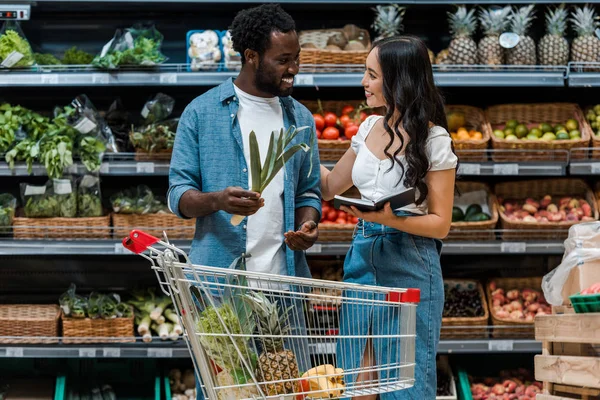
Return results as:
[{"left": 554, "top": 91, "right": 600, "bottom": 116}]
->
[{"left": 350, "top": 115, "right": 458, "bottom": 215}]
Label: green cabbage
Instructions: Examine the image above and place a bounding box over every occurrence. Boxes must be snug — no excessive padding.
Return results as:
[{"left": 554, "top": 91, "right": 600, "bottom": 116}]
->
[{"left": 0, "top": 30, "right": 34, "bottom": 68}]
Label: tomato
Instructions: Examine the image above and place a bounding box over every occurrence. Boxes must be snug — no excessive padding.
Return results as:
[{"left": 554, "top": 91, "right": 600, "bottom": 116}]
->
[
  {"left": 316, "top": 129, "right": 322, "bottom": 139},
  {"left": 351, "top": 216, "right": 359, "bottom": 224},
  {"left": 324, "top": 112, "right": 338, "bottom": 127},
  {"left": 345, "top": 124, "right": 360, "bottom": 139},
  {"left": 326, "top": 209, "right": 338, "bottom": 222},
  {"left": 313, "top": 114, "right": 325, "bottom": 131},
  {"left": 339, "top": 115, "right": 351, "bottom": 128},
  {"left": 360, "top": 111, "right": 368, "bottom": 122},
  {"left": 322, "top": 127, "right": 340, "bottom": 140},
  {"left": 336, "top": 217, "right": 348, "bottom": 225},
  {"left": 342, "top": 105, "right": 355, "bottom": 115}
]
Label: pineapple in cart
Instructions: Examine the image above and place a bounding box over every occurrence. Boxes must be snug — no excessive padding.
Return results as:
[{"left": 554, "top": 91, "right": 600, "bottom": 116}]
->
[
  {"left": 538, "top": 5, "right": 570, "bottom": 66},
  {"left": 447, "top": 6, "right": 478, "bottom": 65},
  {"left": 506, "top": 5, "right": 537, "bottom": 65},
  {"left": 569, "top": 5, "right": 600, "bottom": 64},
  {"left": 478, "top": 6, "right": 512, "bottom": 65}
]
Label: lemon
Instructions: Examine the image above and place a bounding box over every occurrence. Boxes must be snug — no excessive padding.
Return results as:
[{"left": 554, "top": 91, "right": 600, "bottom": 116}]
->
[
  {"left": 515, "top": 124, "right": 529, "bottom": 138},
  {"left": 493, "top": 130, "right": 505, "bottom": 139},
  {"left": 526, "top": 133, "right": 539, "bottom": 140},
  {"left": 529, "top": 128, "right": 542, "bottom": 138},
  {"left": 556, "top": 131, "right": 570, "bottom": 140},
  {"left": 504, "top": 128, "right": 515, "bottom": 137},
  {"left": 505, "top": 119, "right": 518, "bottom": 130},
  {"left": 542, "top": 132, "right": 556, "bottom": 141},
  {"left": 554, "top": 124, "right": 566, "bottom": 133},
  {"left": 569, "top": 129, "right": 581, "bottom": 139},
  {"left": 539, "top": 123, "right": 553, "bottom": 133},
  {"left": 565, "top": 119, "right": 579, "bottom": 131},
  {"left": 505, "top": 134, "right": 518, "bottom": 141}
]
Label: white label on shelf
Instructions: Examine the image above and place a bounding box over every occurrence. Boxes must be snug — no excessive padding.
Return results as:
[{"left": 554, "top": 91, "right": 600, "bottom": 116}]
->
[
  {"left": 306, "top": 244, "right": 322, "bottom": 254},
  {"left": 92, "top": 74, "right": 109, "bottom": 84},
  {"left": 136, "top": 162, "right": 155, "bottom": 174},
  {"left": 74, "top": 117, "right": 97, "bottom": 134},
  {"left": 147, "top": 348, "right": 173, "bottom": 358},
  {"left": 41, "top": 74, "right": 59, "bottom": 84},
  {"left": 5, "top": 347, "right": 24, "bottom": 357},
  {"left": 1, "top": 51, "right": 24, "bottom": 68},
  {"left": 99, "top": 162, "right": 110, "bottom": 174},
  {"left": 102, "top": 347, "right": 121, "bottom": 358},
  {"left": 79, "top": 348, "right": 97, "bottom": 357},
  {"left": 114, "top": 243, "right": 126, "bottom": 254},
  {"left": 53, "top": 179, "right": 73, "bottom": 195},
  {"left": 493, "top": 163, "right": 519, "bottom": 175},
  {"left": 159, "top": 73, "right": 177, "bottom": 84},
  {"left": 24, "top": 185, "right": 46, "bottom": 196},
  {"left": 458, "top": 163, "right": 481, "bottom": 175},
  {"left": 295, "top": 74, "right": 314, "bottom": 86},
  {"left": 488, "top": 340, "right": 514, "bottom": 352},
  {"left": 501, "top": 242, "right": 527, "bottom": 253},
  {"left": 591, "top": 163, "right": 600, "bottom": 174}
]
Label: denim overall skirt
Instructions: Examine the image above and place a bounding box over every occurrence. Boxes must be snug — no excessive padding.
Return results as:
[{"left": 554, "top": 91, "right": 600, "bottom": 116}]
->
[{"left": 337, "top": 211, "right": 444, "bottom": 400}]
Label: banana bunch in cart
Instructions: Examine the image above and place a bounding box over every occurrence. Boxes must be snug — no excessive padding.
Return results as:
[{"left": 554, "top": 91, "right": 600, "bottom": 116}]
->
[{"left": 123, "top": 230, "right": 420, "bottom": 400}]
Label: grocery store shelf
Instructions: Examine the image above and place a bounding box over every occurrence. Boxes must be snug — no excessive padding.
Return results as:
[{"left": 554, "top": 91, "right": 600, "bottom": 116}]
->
[
  {"left": 567, "top": 62, "right": 600, "bottom": 87},
  {"left": 569, "top": 160, "right": 600, "bottom": 175},
  {"left": 437, "top": 339, "right": 541, "bottom": 354},
  {"left": 32, "top": 0, "right": 588, "bottom": 4},
  {"left": 0, "top": 240, "right": 191, "bottom": 256}
]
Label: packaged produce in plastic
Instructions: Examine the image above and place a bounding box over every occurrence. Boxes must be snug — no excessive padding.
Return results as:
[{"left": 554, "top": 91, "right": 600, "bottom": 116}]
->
[
  {"left": 0, "top": 193, "right": 16, "bottom": 234},
  {"left": 77, "top": 174, "right": 103, "bottom": 217},
  {"left": 140, "top": 93, "right": 175, "bottom": 125},
  {"left": 20, "top": 181, "right": 59, "bottom": 218},
  {"left": 0, "top": 21, "right": 35, "bottom": 69},
  {"left": 53, "top": 176, "right": 77, "bottom": 218},
  {"left": 188, "top": 29, "right": 222, "bottom": 71}
]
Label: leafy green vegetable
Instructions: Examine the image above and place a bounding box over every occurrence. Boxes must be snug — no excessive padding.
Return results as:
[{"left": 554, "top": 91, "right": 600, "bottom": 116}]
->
[
  {"left": 78, "top": 194, "right": 102, "bottom": 217},
  {"left": 5, "top": 138, "right": 39, "bottom": 174},
  {"left": 59, "top": 284, "right": 129, "bottom": 319},
  {"left": 0, "top": 193, "right": 16, "bottom": 234},
  {"left": 129, "top": 119, "right": 177, "bottom": 153},
  {"left": 110, "top": 185, "right": 168, "bottom": 215},
  {"left": 92, "top": 27, "right": 167, "bottom": 69},
  {"left": 59, "top": 283, "right": 88, "bottom": 319},
  {"left": 0, "top": 29, "right": 35, "bottom": 68},
  {"left": 34, "top": 52, "right": 62, "bottom": 65},
  {"left": 78, "top": 136, "right": 105, "bottom": 172},
  {"left": 0, "top": 103, "right": 22, "bottom": 152},
  {"left": 62, "top": 46, "right": 94, "bottom": 65},
  {"left": 58, "top": 192, "right": 77, "bottom": 218},
  {"left": 38, "top": 131, "right": 74, "bottom": 180},
  {"left": 24, "top": 195, "right": 60, "bottom": 218}
]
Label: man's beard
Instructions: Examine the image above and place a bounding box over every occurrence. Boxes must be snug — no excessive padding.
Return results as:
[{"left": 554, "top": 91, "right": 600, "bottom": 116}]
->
[{"left": 254, "top": 61, "right": 293, "bottom": 97}]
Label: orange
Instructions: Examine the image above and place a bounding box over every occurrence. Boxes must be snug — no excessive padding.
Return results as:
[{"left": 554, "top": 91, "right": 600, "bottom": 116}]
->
[
  {"left": 457, "top": 127, "right": 468, "bottom": 136},
  {"left": 471, "top": 131, "right": 483, "bottom": 140},
  {"left": 457, "top": 131, "right": 470, "bottom": 141}
]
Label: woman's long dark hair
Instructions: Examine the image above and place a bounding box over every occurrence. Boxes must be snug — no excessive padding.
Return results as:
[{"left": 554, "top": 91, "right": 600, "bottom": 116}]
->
[{"left": 372, "top": 35, "right": 456, "bottom": 205}]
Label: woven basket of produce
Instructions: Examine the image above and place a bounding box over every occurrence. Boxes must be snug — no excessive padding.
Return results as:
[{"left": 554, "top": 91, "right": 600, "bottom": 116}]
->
[
  {"left": 441, "top": 280, "right": 489, "bottom": 340},
  {"left": 299, "top": 25, "right": 371, "bottom": 72},
  {"left": 318, "top": 193, "right": 359, "bottom": 242},
  {"left": 12, "top": 214, "right": 111, "bottom": 239},
  {"left": 446, "top": 105, "right": 492, "bottom": 162},
  {"left": 112, "top": 213, "right": 195, "bottom": 240},
  {"left": 584, "top": 105, "right": 600, "bottom": 160},
  {"left": 486, "top": 277, "right": 548, "bottom": 338},
  {"left": 134, "top": 148, "right": 173, "bottom": 162},
  {"left": 447, "top": 182, "right": 498, "bottom": 241},
  {"left": 0, "top": 305, "right": 60, "bottom": 344},
  {"left": 61, "top": 311, "right": 135, "bottom": 344},
  {"left": 318, "top": 223, "right": 355, "bottom": 242},
  {"left": 495, "top": 179, "right": 598, "bottom": 241},
  {"left": 485, "top": 103, "right": 592, "bottom": 161}
]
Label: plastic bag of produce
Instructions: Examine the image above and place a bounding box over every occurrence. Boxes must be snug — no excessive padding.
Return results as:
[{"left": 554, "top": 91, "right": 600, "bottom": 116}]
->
[
  {"left": 92, "top": 24, "right": 167, "bottom": 69},
  {"left": 105, "top": 99, "right": 134, "bottom": 152},
  {"left": 563, "top": 221, "right": 600, "bottom": 258},
  {"left": 53, "top": 177, "right": 77, "bottom": 218},
  {"left": 70, "top": 94, "right": 117, "bottom": 154},
  {"left": 0, "top": 193, "right": 16, "bottom": 234},
  {"left": 20, "top": 181, "right": 59, "bottom": 218},
  {"left": 0, "top": 20, "right": 35, "bottom": 69},
  {"left": 140, "top": 93, "right": 175, "bottom": 125},
  {"left": 129, "top": 118, "right": 178, "bottom": 153},
  {"left": 59, "top": 283, "right": 88, "bottom": 318},
  {"left": 110, "top": 185, "right": 156, "bottom": 214},
  {"left": 77, "top": 174, "right": 103, "bottom": 217},
  {"left": 188, "top": 29, "right": 222, "bottom": 71}
]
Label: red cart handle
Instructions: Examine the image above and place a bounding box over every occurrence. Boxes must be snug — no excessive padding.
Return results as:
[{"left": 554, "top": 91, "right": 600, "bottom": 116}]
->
[
  {"left": 122, "top": 230, "right": 160, "bottom": 254},
  {"left": 387, "top": 288, "right": 420, "bottom": 304}
]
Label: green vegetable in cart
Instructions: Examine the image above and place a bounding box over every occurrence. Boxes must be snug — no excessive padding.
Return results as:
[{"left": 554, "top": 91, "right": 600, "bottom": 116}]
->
[
  {"left": 0, "top": 29, "right": 35, "bottom": 68},
  {"left": 62, "top": 46, "right": 94, "bottom": 65},
  {"left": 34, "top": 52, "right": 62, "bottom": 65}
]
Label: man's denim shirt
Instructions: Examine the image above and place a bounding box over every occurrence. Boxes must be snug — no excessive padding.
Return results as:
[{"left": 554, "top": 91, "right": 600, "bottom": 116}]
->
[{"left": 168, "top": 78, "right": 322, "bottom": 279}]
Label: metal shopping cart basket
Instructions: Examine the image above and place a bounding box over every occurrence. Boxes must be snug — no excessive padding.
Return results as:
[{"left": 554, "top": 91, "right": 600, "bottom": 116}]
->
[{"left": 123, "top": 230, "right": 420, "bottom": 400}]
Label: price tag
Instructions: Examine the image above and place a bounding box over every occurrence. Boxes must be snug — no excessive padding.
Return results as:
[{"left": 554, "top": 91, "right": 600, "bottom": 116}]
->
[
  {"left": 136, "top": 162, "right": 155, "bottom": 174},
  {"left": 493, "top": 163, "right": 519, "bottom": 175},
  {"left": 114, "top": 243, "right": 127, "bottom": 254},
  {"left": 147, "top": 348, "right": 173, "bottom": 358},
  {"left": 1, "top": 51, "right": 24, "bottom": 68},
  {"left": 41, "top": 74, "right": 59, "bottom": 84},
  {"left": 92, "top": 74, "right": 109, "bottom": 84},
  {"left": 458, "top": 163, "right": 481, "bottom": 175},
  {"left": 295, "top": 74, "right": 314, "bottom": 86},
  {"left": 5, "top": 347, "right": 24, "bottom": 357},
  {"left": 160, "top": 73, "right": 177, "bottom": 84},
  {"left": 99, "top": 163, "right": 110, "bottom": 174},
  {"left": 501, "top": 242, "right": 527, "bottom": 253},
  {"left": 488, "top": 340, "right": 514, "bottom": 352},
  {"left": 591, "top": 163, "right": 600, "bottom": 174},
  {"left": 306, "top": 244, "right": 322, "bottom": 254},
  {"left": 102, "top": 348, "right": 121, "bottom": 358},
  {"left": 79, "top": 348, "right": 97, "bottom": 357}
]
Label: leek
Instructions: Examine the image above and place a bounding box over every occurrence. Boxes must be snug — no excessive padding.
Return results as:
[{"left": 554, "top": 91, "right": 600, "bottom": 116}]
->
[{"left": 150, "top": 296, "right": 172, "bottom": 321}]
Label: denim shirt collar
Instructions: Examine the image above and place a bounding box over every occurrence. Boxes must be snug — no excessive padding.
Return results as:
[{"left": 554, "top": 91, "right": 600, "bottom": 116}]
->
[{"left": 219, "top": 77, "right": 296, "bottom": 111}]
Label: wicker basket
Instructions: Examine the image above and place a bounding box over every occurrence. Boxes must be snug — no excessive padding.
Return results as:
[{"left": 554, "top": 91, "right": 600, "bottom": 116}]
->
[
  {"left": 584, "top": 106, "right": 600, "bottom": 160},
  {"left": 495, "top": 179, "right": 599, "bottom": 241},
  {"left": 61, "top": 311, "right": 135, "bottom": 344},
  {"left": 486, "top": 277, "right": 543, "bottom": 338},
  {"left": 318, "top": 223, "right": 355, "bottom": 242},
  {"left": 299, "top": 29, "right": 370, "bottom": 72},
  {"left": 446, "top": 182, "right": 498, "bottom": 241},
  {"left": 441, "top": 280, "right": 489, "bottom": 340},
  {"left": 446, "top": 105, "right": 492, "bottom": 162},
  {"left": 12, "top": 214, "right": 111, "bottom": 239},
  {"left": 485, "top": 103, "right": 592, "bottom": 161},
  {"left": 0, "top": 305, "right": 60, "bottom": 344},
  {"left": 112, "top": 213, "right": 196, "bottom": 240},
  {"left": 134, "top": 148, "right": 172, "bottom": 162}
]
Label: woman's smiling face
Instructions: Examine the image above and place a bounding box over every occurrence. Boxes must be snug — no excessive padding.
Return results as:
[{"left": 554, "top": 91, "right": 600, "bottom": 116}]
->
[{"left": 361, "top": 48, "right": 385, "bottom": 109}]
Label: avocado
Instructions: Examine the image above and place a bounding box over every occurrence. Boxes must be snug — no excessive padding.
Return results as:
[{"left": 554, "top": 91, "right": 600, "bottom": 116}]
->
[
  {"left": 466, "top": 212, "right": 491, "bottom": 222},
  {"left": 465, "top": 204, "right": 483, "bottom": 218},
  {"left": 452, "top": 207, "right": 465, "bottom": 222}
]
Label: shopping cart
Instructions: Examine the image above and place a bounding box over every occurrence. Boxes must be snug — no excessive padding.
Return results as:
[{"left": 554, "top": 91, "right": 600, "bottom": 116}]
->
[{"left": 123, "top": 230, "right": 421, "bottom": 400}]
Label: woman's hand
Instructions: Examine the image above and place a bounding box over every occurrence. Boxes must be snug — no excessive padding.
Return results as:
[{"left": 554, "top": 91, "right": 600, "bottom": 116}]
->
[{"left": 341, "top": 202, "right": 396, "bottom": 225}]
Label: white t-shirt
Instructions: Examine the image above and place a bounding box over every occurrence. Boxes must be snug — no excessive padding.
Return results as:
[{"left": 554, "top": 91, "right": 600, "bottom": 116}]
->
[
  {"left": 233, "top": 84, "right": 287, "bottom": 278},
  {"left": 351, "top": 115, "right": 458, "bottom": 215}
]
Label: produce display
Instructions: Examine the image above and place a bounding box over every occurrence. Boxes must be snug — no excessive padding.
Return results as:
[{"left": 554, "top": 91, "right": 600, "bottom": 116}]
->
[
  {"left": 313, "top": 103, "right": 369, "bottom": 141},
  {"left": 569, "top": 5, "right": 600, "bottom": 64},
  {"left": 469, "top": 369, "right": 542, "bottom": 400},
  {"left": 0, "top": 193, "right": 15, "bottom": 234},
  {"left": 443, "top": 6, "right": 478, "bottom": 65},
  {"left": 539, "top": 5, "right": 570, "bottom": 66},
  {"left": 452, "top": 203, "right": 491, "bottom": 222},
  {"left": 65, "top": 384, "right": 117, "bottom": 400},
  {"left": 506, "top": 6, "right": 537, "bottom": 66},
  {"left": 320, "top": 200, "right": 359, "bottom": 225},
  {"left": 478, "top": 6, "right": 511, "bottom": 66},
  {"left": 499, "top": 195, "right": 594, "bottom": 223},
  {"left": 92, "top": 25, "right": 167, "bottom": 69},
  {"left": 300, "top": 24, "right": 370, "bottom": 52},
  {"left": 188, "top": 30, "right": 222, "bottom": 71},
  {"left": 585, "top": 104, "right": 600, "bottom": 136},
  {"left": 0, "top": 22, "right": 35, "bottom": 68},
  {"left": 443, "top": 282, "right": 485, "bottom": 318},
  {"left": 579, "top": 281, "right": 600, "bottom": 295},
  {"left": 62, "top": 46, "right": 95, "bottom": 65},
  {"left": 59, "top": 283, "right": 132, "bottom": 319},
  {"left": 371, "top": 5, "right": 406, "bottom": 41},
  {"left": 489, "top": 281, "right": 550, "bottom": 321},
  {"left": 493, "top": 118, "right": 582, "bottom": 141},
  {"left": 34, "top": 52, "right": 62, "bottom": 65},
  {"left": 168, "top": 369, "right": 197, "bottom": 400},
  {"left": 110, "top": 185, "right": 168, "bottom": 215},
  {"left": 129, "top": 288, "right": 182, "bottom": 342}
]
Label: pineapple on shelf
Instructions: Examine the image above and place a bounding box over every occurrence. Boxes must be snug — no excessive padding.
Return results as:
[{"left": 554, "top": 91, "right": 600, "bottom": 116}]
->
[
  {"left": 539, "top": 5, "right": 570, "bottom": 66},
  {"left": 569, "top": 5, "right": 600, "bottom": 63},
  {"left": 371, "top": 5, "right": 406, "bottom": 41},
  {"left": 478, "top": 6, "right": 512, "bottom": 65},
  {"left": 244, "top": 291, "right": 299, "bottom": 396},
  {"left": 506, "top": 5, "right": 537, "bottom": 65},
  {"left": 436, "top": 48, "right": 451, "bottom": 64},
  {"left": 447, "top": 6, "right": 478, "bottom": 65}
]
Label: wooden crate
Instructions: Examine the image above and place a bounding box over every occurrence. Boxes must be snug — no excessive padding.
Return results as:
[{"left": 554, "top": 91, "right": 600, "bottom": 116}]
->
[{"left": 535, "top": 313, "right": 600, "bottom": 399}]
